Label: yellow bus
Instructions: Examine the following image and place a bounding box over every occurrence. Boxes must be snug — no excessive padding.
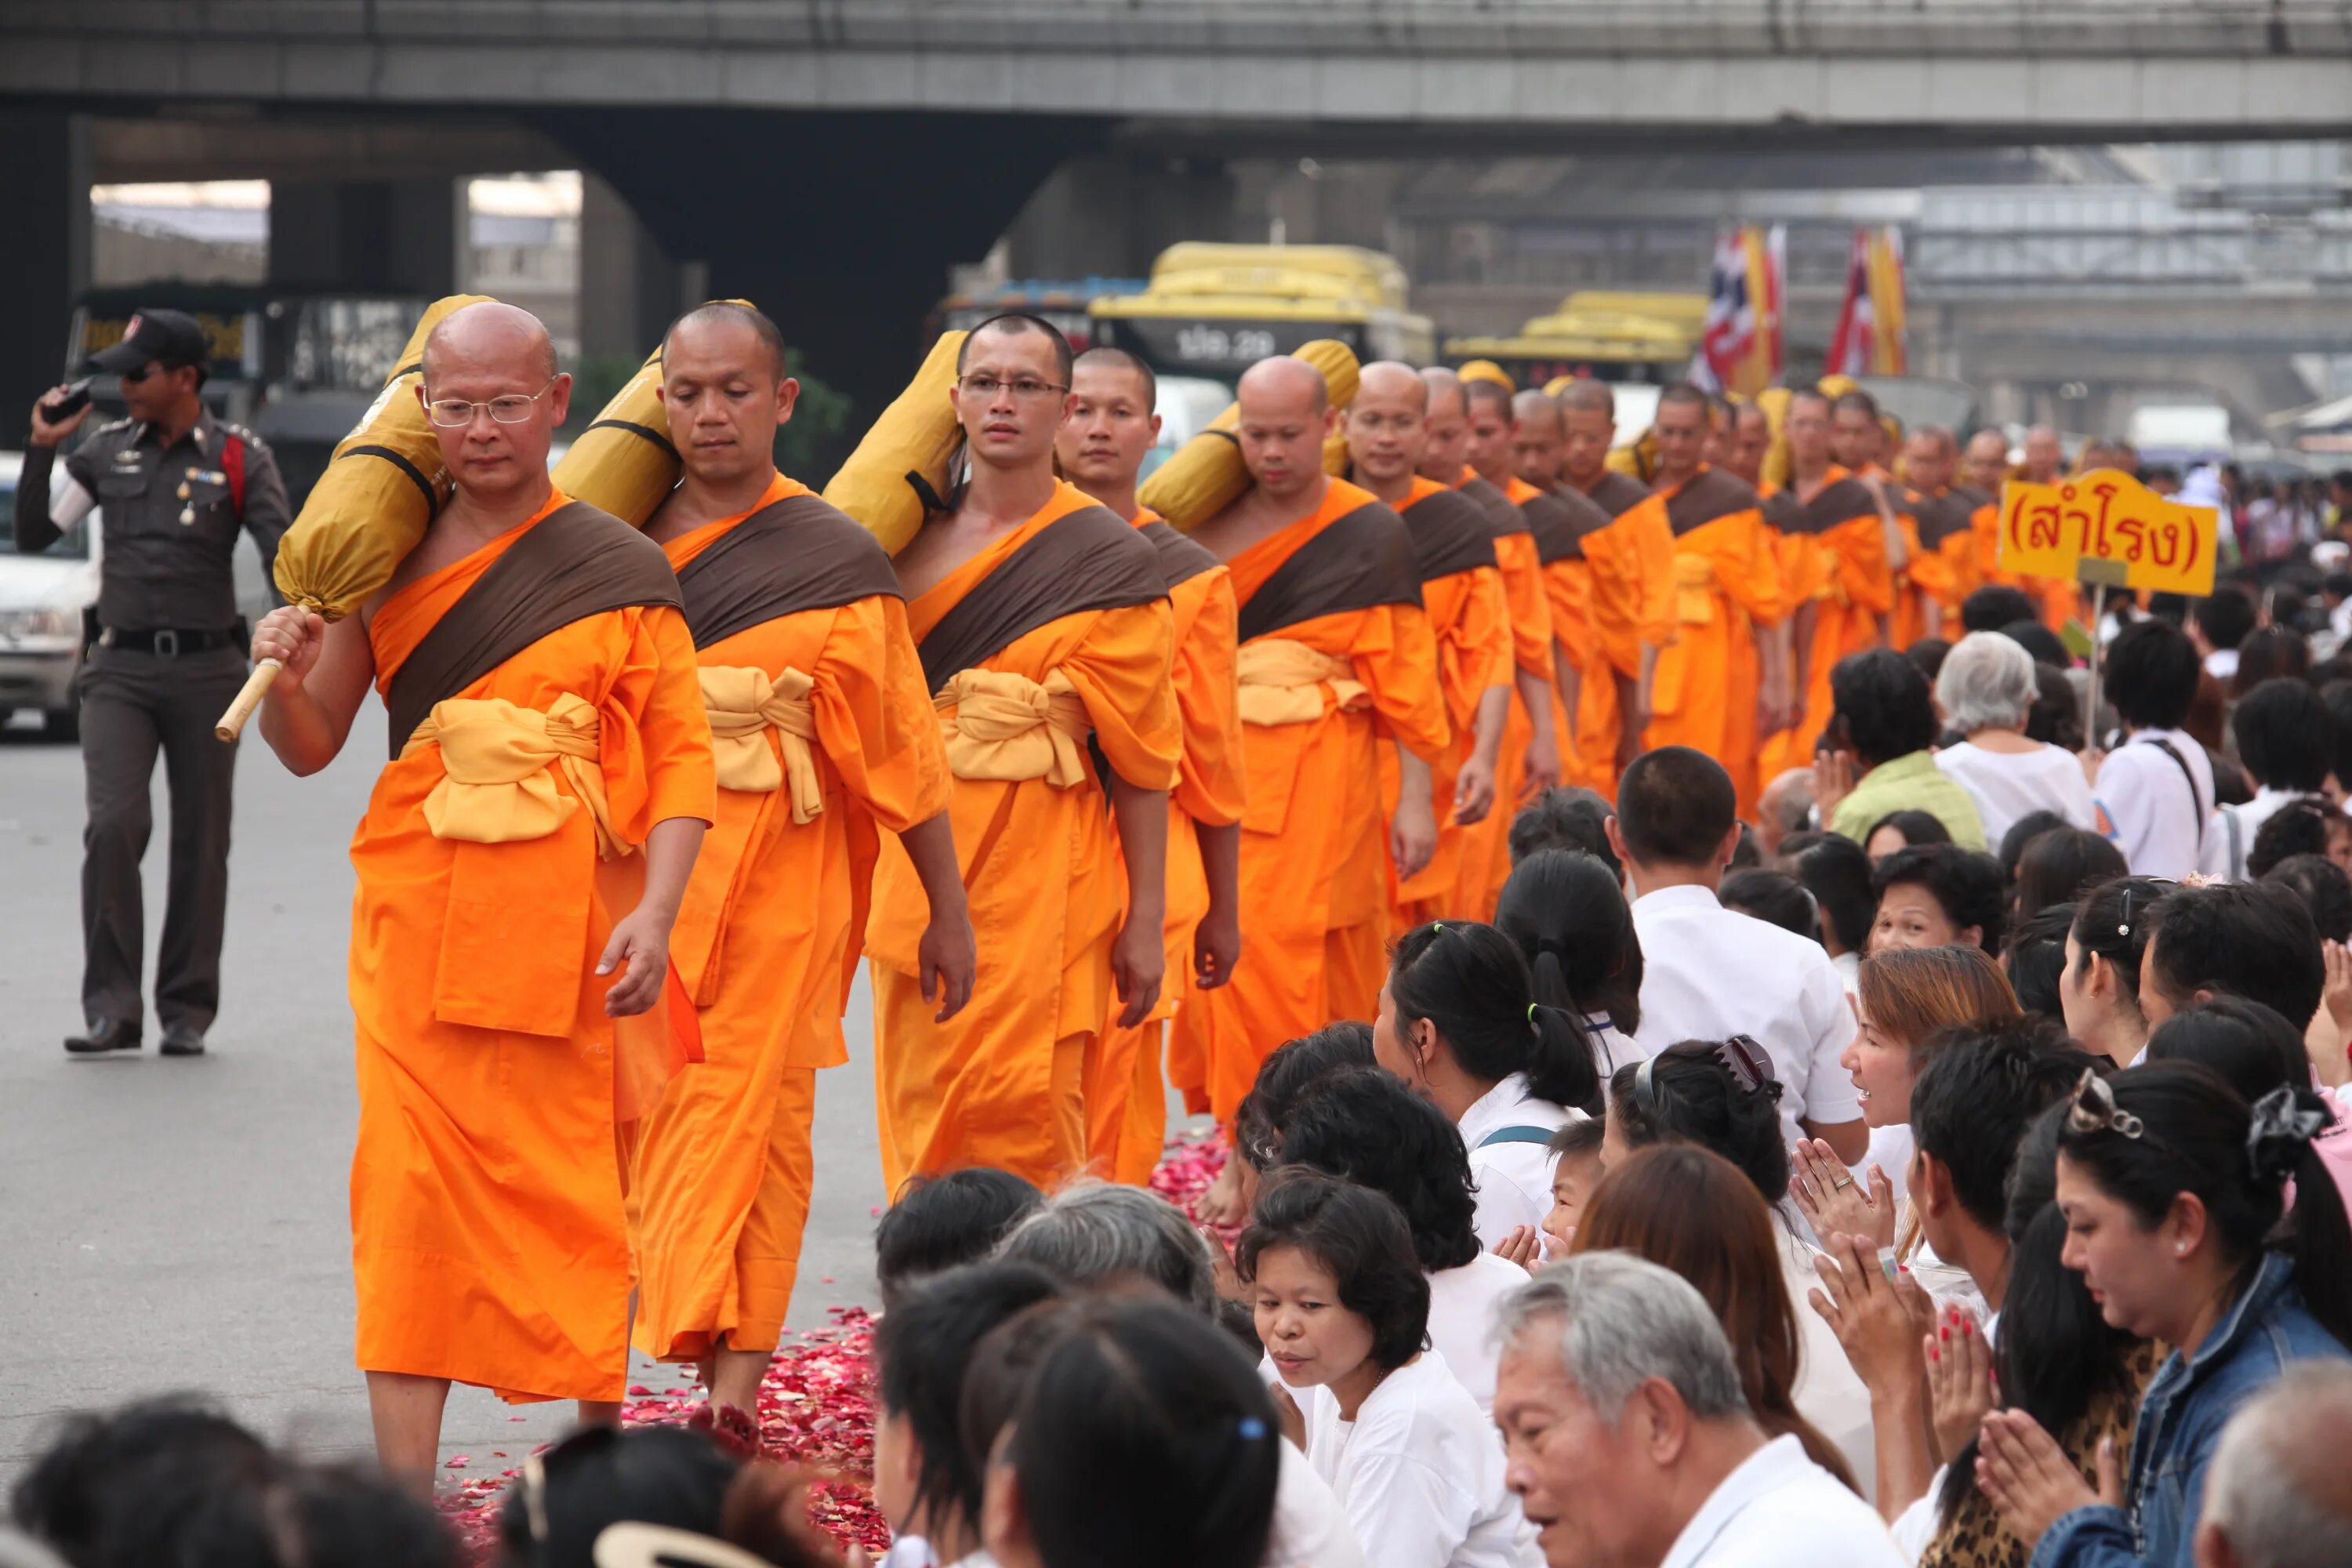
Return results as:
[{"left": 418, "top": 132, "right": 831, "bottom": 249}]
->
[
  {"left": 1089, "top": 243, "right": 1437, "bottom": 383},
  {"left": 1442, "top": 290, "right": 1701, "bottom": 387}
]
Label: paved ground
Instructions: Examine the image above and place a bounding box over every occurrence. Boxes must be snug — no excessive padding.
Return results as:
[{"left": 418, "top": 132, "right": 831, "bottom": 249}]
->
[{"left": 0, "top": 702, "right": 898, "bottom": 1479}]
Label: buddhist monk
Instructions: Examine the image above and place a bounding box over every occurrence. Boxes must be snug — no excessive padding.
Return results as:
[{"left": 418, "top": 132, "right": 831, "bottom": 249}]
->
[
  {"left": 247, "top": 302, "right": 716, "bottom": 1482},
  {"left": 1760, "top": 387, "right": 1903, "bottom": 773},
  {"left": 1960, "top": 427, "right": 2019, "bottom": 601},
  {"left": 1895, "top": 425, "right": 1977, "bottom": 640},
  {"left": 631, "top": 303, "right": 968, "bottom": 1423},
  {"left": 2017, "top": 425, "right": 2080, "bottom": 630},
  {"left": 1054, "top": 345, "right": 1243, "bottom": 1184},
  {"left": 1723, "top": 401, "right": 1773, "bottom": 491},
  {"left": 869, "top": 313, "right": 1178, "bottom": 1196},
  {"left": 1634, "top": 383, "right": 1786, "bottom": 816},
  {"left": 1345, "top": 361, "right": 1510, "bottom": 930},
  {"left": 1174, "top": 355, "right": 1446, "bottom": 1221},
  {"left": 1834, "top": 389, "right": 1927, "bottom": 647},
  {"left": 1425, "top": 372, "right": 1569, "bottom": 907},
  {"left": 1556, "top": 379, "right": 1675, "bottom": 782}
]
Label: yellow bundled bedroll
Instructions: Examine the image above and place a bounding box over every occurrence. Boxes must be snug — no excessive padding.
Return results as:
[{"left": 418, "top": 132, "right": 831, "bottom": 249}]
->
[
  {"left": 822, "top": 330, "right": 970, "bottom": 556},
  {"left": 1137, "top": 339, "right": 1363, "bottom": 532},
  {"left": 549, "top": 299, "right": 763, "bottom": 526},
  {"left": 215, "top": 292, "right": 493, "bottom": 739}
]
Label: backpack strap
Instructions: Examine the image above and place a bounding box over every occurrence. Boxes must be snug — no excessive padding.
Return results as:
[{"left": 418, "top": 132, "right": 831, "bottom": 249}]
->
[
  {"left": 1475, "top": 1125, "right": 1560, "bottom": 1149},
  {"left": 2143, "top": 737, "right": 2207, "bottom": 849}
]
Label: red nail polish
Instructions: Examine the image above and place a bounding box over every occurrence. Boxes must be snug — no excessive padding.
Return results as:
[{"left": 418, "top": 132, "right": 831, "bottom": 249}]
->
[
  {"left": 1940, "top": 1326, "right": 1951, "bottom": 1341},
  {"left": 1962, "top": 1319, "right": 1973, "bottom": 1336},
  {"left": 1929, "top": 1348, "right": 1940, "bottom": 1363}
]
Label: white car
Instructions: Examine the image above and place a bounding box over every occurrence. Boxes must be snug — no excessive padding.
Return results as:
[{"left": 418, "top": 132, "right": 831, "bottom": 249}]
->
[{"left": 0, "top": 450, "right": 100, "bottom": 740}]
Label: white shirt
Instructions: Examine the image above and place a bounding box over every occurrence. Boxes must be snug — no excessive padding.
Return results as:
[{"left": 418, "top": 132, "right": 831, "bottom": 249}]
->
[
  {"left": 1933, "top": 739, "right": 2096, "bottom": 851},
  {"left": 1270, "top": 1439, "right": 1370, "bottom": 1568},
  {"left": 1302, "top": 1352, "right": 1539, "bottom": 1568},
  {"left": 2205, "top": 647, "right": 2240, "bottom": 681},
  {"left": 1830, "top": 949, "right": 1860, "bottom": 1002},
  {"left": 1630, "top": 885, "right": 1862, "bottom": 1147},
  {"left": 1425, "top": 1253, "right": 1530, "bottom": 1414},
  {"left": 2093, "top": 728, "right": 2216, "bottom": 879},
  {"left": 1777, "top": 1231, "right": 1877, "bottom": 1501},
  {"left": 1582, "top": 1010, "right": 1639, "bottom": 1075},
  {"left": 1657, "top": 1434, "right": 1907, "bottom": 1568},
  {"left": 1457, "top": 1073, "right": 1574, "bottom": 1250},
  {"left": 2200, "top": 784, "right": 2299, "bottom": 880},
  {"left": 1863, "top": 1123, "right": 1914, "bottom": 1209}
]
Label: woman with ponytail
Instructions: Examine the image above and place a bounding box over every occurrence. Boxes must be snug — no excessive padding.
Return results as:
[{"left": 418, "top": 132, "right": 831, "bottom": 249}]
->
[
  {"left": 1375, "top": 920, "right": 1602, "bottom": 1249},
  {"left": 1492, "top": 849, "right": 1644, "bottom": 1074},
  {"left": 1975, "top": 1062, "right": 2352, "bottom": 1567}
]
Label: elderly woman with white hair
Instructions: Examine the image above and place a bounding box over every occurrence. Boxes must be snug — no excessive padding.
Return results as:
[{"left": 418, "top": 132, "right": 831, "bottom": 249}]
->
[{"left": 1931, "top": 631, "right": 2096, "bottom": 848}]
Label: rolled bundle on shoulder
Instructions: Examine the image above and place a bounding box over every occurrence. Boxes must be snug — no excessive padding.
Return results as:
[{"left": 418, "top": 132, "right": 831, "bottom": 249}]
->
[
  {"left": 552, "top": 298, "right": 759, "bottom": 527},
  {"left": 272, "top": 292, "right": 492, "bottom": 619},
  {"left": 822, "top": 329, "right": 969, "bottom": 556},
  {"left": 1322, "top": 429, "right": 1352, "bottom": 477},
  {"left": 1138, "top": 339, "right": 1362, "bottom": 532},
  {"left": 1458, "top": 359, "right": 1516, "bottom": 393}
]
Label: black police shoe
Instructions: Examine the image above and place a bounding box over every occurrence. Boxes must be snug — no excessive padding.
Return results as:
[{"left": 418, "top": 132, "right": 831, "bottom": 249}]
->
[
  {"left": 64, "top": 1019, "right": 141, "bottom": 1054},
  {"left": 160, "top": 1024, "right": 207, "bottom": 1058}
]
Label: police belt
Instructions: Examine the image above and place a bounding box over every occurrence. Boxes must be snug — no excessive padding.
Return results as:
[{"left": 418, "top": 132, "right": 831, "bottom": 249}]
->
[{"left": 98, "top": 622, "right": 247, "bottom": 657}]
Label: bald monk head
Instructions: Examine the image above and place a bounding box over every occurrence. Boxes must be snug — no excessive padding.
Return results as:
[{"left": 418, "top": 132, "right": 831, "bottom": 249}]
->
[
  {"left": 1417, "top": 367, "right": 1471, "bottom": 483},
  {"left": 1343, "top": 361, "right": 1429, "bottom": 494},
  {"left": 1462, "top": 378, "right": 1515, "bottom": 485},
  {"left": 1652, "top": 382, "right": 1711, "bottom": 490},
  {"left": 659, "top": 302, "right": 798, "bottom": 490},
  {"left": 951, "top": 311, "right": 1076, "bottom": 475},
  {"left": 1558, "top": 379, "right": 1617, "bottom": 488},
  {"left": 1904, "top": 425, "right": 1958, "bottom": 494},
  {"left": 418, "top": 300, "right": 572, "bottom": 506},
  {"left": 1057, "top": 347, "right": 1161, "bottom": 508},
  {"left": 1786, "top": 388, "right": 1834, "bottom": 474},
  {"left": 1509, "top": 389, "right": 1566, "bottom": 489},
  {"left": 1964, "top": 428, "right": 2011, "bottom": 494},
  {"left": 1831, "top": 389, "right": 1886, "bottom": 473},
  {"left": 1700, "top": 393, "right": 1734, "bottom": 467},
  {"left": 2022, "top": 424, "right": 2063, "bottom": 484},
  {"left": 1725, "top": 401, "right": 1772, "bottom": 487},
  {"left": 1235, "top": 355, "right": 1335, "bottom": 503}
]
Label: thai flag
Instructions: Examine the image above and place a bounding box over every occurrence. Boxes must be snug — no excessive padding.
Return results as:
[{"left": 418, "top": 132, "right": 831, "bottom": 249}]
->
[
  {"left": 1693, "top": 232, "right": 1755, "bottom": 391},
  {"left": 1826, "top": 228, "right": 1876, "bottom": 377}
]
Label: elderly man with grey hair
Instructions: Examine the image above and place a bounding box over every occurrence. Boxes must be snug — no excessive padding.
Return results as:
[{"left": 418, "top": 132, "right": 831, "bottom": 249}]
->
[
  {"left": 2195, "top": 1362, "right": 2352, "bottom": 1568},
  {"left": 990, "top": 1181, "right": 1370, "bottom": 1568},
  {"left": 1931, "top": 629, "right": 2095, "bottom": 849},
  {"left": 1491, "top": 1253, "right": 1901, "bottom": 1568}
]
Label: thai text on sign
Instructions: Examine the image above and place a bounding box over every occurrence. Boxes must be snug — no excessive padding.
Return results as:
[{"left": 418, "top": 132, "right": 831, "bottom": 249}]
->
[{"left": 1997, "top": 469, "right": 2217, "bottom": 596}]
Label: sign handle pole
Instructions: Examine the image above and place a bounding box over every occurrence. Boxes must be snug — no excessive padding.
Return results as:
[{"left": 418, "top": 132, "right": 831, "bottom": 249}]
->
[{"left": 2086, "top": 581, "right": 2108, "bottom": 746}]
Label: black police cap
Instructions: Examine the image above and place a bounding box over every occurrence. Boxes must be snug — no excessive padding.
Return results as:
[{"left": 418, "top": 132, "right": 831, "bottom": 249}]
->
[{"left": 87, "top": 308, "right": 210, "bottom": 376}]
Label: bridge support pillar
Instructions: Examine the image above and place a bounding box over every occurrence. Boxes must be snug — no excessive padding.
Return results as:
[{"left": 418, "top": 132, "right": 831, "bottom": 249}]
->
[
  {"left": 0, "top": 108, "right": 92, "bottom": 426},
  {"left": 579, "top": 172, "right": 698, "bottom": 365},
  {"left": 1000, "top": 154, "right": 1238, "bottom": 280},
  {"left": 267, "top": 176, "right": 463, "bottom": 295}
]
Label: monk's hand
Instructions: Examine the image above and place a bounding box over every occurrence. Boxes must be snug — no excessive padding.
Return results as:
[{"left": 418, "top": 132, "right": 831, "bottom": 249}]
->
[
  {"left": 917, "top": 903, "right": 977, "bottom": 1024},
  {"left": 1111, "top": 914, "right": 1164, "bottom": 1029},
  {"left": 1391, "top": 796, "right": 1438, "bottom": 883},
  {"left": 1453, "top": 751, "right": 1497, "bottom": 827},
  {"left": 597, "top": 906, "right": 672, "bottom": 1017},
  {"left": 250, "top": 604, "right": 325, "bottom": 694},
  {"left": 1194, "top": 900, "right": 1241, "bottom": 991},
  {"left": 1522, "top": 728, "right": 1562, "bottom": 797}
]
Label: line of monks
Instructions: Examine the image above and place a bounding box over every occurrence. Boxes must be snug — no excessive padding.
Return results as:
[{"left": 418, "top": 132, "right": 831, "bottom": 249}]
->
[{"left": 245, "top": 299, "right": 2067, "bottom": 1479}]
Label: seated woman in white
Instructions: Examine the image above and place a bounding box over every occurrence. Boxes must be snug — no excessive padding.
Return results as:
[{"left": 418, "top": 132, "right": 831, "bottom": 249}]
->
[
  {"left": 1374, "top": 920, "right": 1604, "bottom": 1250},
  {"left": 1243, "top": 1167, "right": 1540, "bottom": 1568}
]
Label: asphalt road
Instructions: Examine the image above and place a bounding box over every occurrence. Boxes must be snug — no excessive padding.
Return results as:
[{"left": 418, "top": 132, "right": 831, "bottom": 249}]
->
[{"left": 0, "top": 702, "right": 895, "bottom": 1480}]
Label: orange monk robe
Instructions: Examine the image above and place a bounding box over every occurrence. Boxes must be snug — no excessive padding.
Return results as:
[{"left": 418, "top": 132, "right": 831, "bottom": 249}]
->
[
  {"left": 1566, "top": 470, "right": 1664, "bottom": 792},
  {"left": 1451, "top": 470, "right": 1560, "bottom": 919},
  {"left": 1636, "top": 468, "right": 1783, "bottom": 815},
  {"left": 1880, "top": 481, "right": 1933, "bottom": 650},
  {"left": 350, "top": 494, "right": 715, "bottom": 1404},
  {"left": 1383, "top": 477, "right": 1512, "bottom": 932},
  {"left": 1904, "top": 486, "right": 1983, "bottom": 637},
  {"left": 1760, "top": 467, "right": 1895, "bottom": 775},
  {"left": 1534, "top": 485, "right": 1617, "bottom": 803},
  {"left": 1093, "top": 511, "right": 1245, "bottom": 1182},
  {"left": 1174, "top": 480, "right": 1449, "bottom": 1123},
  {"left": 869, "top": 484, "right": 1178, "bottom": 1195},
  {"left": 633, "top": 478, "right": 951, "bottom": 1362}
]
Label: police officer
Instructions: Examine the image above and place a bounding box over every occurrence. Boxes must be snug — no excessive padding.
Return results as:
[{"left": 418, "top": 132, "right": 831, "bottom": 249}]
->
[{"left": 16, "top": 307, "right": 291, "bottom": 1056}]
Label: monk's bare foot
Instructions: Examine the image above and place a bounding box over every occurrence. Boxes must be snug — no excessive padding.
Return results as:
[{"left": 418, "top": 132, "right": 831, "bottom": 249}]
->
[
  {"left": 1196, "top": 1146, "right": 1253, "bottom": 1226},
  {"left": 688, "top": 1399, "right": 761, "bottom": 1459}
]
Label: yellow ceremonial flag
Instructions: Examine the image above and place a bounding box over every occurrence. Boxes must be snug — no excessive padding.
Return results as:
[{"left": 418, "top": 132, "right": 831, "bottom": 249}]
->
[{"left": 1997, "top": 469, "right": 2217, "bottom": 597}]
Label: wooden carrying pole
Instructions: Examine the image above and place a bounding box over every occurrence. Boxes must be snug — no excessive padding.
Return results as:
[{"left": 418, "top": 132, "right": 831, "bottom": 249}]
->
[{"left": 215, "top": 659, "right": 279, "bottom": 741}]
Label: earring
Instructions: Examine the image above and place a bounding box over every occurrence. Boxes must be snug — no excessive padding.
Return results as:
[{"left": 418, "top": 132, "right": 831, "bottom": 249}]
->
[{"left": 2176, "top": 1242, "right": 2188, "bottom": 1256}]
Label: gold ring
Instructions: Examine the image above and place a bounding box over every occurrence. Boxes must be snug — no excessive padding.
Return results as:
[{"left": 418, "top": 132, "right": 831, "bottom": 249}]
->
[{"left": 1832, "top": 1177, "right": 1854, "bottom": 1190}]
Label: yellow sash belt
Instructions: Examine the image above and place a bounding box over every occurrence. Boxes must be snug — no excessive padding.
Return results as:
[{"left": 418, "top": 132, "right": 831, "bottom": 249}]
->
[
  {"left": 1671, "top": 552, "right": 1718, "bottom": 626},
  {"left": 1236, "top": 638, "right": 1365, "bottom": 727},
  {"left": 403, "top": 693, "right": 624, "bottom": 858},
  {"left": 700, "top": 664, "right": 822, "bottom": 822},
  {"left": 936, "top": 667, "right": 1091, "bottom": 786}
]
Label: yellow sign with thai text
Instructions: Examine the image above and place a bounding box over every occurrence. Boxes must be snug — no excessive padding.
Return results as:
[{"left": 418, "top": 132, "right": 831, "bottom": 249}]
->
[{"left": 1998, "top": 469, "right": 2217, "bottom": 597}]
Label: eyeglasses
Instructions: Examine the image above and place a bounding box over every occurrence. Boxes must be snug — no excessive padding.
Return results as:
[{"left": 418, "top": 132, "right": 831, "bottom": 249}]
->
[
  {"left": 423, "top": 379, "right": 557, "bottom": 428},
  {"left": 122, "top": 362, "right": 169, "bottom": 384},
  {"left": 2066, "top": 1068, "right": 2148, "bottom": 1141},
  {"left": 958, "top": 375, "right": 1069, "bottom": 401}
]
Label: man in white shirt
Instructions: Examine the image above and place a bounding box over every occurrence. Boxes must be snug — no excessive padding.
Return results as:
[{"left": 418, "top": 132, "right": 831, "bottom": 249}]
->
[
  {"left": 2190, "top": 584, "right": 2254, "bottom": 683},
  {"left": 2092, "top": 619, "right": 2216, "bottom": 879},
  {"left": 1608, "top": 747, "right": 1865, "bottom": 1163},
  {"left": 1493, "top": 1252, "right": 1904, "bottom": 1568},
  {"left": 2198, "top": 677, "right": 2336, "bottom": 880}
]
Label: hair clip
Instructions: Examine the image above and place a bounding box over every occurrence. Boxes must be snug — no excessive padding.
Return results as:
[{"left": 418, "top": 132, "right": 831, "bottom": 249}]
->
[
  {"left": 1526, "top": 1003, "right": 1539, "bottom": 1023},
  {"left": 2067, "top": 1068, "right": 2144, "bottom": 1140},
  {"left": 1714, "top": 1035, "right": 1773, "bottom": 1095},
  {"left": 1237, "top": 1417, "right": 1268, "bottom": 1440}
]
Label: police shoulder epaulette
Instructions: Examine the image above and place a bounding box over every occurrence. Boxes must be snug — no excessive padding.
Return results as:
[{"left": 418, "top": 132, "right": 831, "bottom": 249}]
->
[
  {"left": 94, "top": 416, "right": 136, "bottom": 435},
  {"left": 221, "top": 421, "right": 267, "bottom": 448}
]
